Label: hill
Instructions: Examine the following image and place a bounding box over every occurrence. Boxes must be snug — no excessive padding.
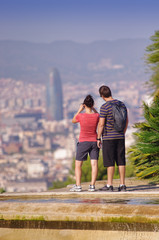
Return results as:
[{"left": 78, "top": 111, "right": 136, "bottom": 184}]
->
[{"left": 0, "top": 39, "right": 149, "bottom": 84}]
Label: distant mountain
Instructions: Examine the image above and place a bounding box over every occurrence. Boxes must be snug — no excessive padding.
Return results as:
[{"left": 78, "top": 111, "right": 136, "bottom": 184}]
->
[{"left": 0, "top": 39, "right": 150, "bottom": 84}]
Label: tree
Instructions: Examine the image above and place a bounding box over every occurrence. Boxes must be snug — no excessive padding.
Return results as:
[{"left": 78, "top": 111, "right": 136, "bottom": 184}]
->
[
  {"left": 128, "top": 90, "right": 159, "bottom": 182},
  {"left": 128, "top": 30, "right": 159, "bottom": 182},
  {"left": 146, "top": 30, "right": 159, "bottom": 94}
]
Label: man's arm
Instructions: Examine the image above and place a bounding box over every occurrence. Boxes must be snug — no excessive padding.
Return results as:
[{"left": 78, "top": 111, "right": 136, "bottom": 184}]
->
[
  {"left": 97, "top": 117, "right": 105, "bottom": 148},
  {"left": 124, "top": 114, "right": 129, "bottom": 134}
]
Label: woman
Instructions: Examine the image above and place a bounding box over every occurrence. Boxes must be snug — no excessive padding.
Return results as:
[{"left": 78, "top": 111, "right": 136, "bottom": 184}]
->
[{"left": 70, "top": 95, "right": 99, "bottom": 192}]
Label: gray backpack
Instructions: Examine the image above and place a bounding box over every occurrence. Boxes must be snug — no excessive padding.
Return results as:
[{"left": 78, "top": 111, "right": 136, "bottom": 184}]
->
[{"left": 109, "top": 101, "right": 127, "bottom": 132}]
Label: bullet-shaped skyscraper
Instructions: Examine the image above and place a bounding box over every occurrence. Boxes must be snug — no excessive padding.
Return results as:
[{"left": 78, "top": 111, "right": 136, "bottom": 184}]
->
[{"left": 46, "top": 69, "right": 63, "bottom": 121}]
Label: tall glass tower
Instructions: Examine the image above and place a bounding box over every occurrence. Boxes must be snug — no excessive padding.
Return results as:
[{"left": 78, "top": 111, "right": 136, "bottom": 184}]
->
[{"left": 46, "top": 68, "right": 63, "bottom": 120}]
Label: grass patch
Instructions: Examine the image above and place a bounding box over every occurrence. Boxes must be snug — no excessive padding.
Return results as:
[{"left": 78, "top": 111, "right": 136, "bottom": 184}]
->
[
  {"left": 30, "top": 216, "right": 45, "bottom": 221},
  {"left": 65, "top": 216, "right": 70, "bottom": 222},
  {"left": 101, "top": 216, "right": 159, "bottom": 224},
  {"left": 0, "top": 215, "right": 4, "bottom": 220},
  {"left": 5, "top": 215, "right": 46, "bottom": 221}
]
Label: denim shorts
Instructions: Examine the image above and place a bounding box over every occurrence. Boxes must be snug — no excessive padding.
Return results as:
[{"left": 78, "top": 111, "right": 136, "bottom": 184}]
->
[{"left": 76, "top": 141, "right": 99, "bottom": 161}]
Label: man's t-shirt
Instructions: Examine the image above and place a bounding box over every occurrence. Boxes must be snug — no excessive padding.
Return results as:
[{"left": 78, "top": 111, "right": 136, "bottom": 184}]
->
[
  {"left": 75, "top": 113, "right": 99, "bottom": 142},
  {"left": 100, "top": 99, "right": 127, "bottom": 140}
]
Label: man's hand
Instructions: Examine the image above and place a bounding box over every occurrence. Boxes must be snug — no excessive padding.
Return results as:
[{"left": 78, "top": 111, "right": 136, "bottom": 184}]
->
[
  {"left": 97, "top": 117, "right": 105, "bottom": 147},
  {"left": 97, "top": 139, "right": 102, "bottom": 148}
]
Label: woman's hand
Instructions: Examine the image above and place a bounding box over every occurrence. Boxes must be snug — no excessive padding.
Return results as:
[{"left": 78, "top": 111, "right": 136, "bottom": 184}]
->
[
  {"left": 78, "top": 104, "right": 85, "bottom": 113},
  {"left": 72, "top": 104, "right": 85, "bottom": 123}
]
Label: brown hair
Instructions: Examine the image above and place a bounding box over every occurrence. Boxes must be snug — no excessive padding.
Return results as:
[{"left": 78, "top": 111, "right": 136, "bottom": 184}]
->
[
  {"left": 99, "top": 85, "right": 112, "bottom": 98},
  {"left": 83, "top": 95, "right": 94, "bottom": 108}
]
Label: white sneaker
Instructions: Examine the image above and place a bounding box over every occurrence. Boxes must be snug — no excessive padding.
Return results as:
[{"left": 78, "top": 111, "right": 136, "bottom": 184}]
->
[
  {"left": 70, "top": 185, "right": 82, "bottom": 192},
  {"left": 88, "top": 185, "right": 95, "bottom": 192}
]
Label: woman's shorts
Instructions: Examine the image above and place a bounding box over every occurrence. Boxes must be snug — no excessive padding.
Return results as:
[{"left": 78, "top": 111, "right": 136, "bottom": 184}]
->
[
  {"left": 102, "top": 139, "right": 125, "bottom": 167},
  {"left": 76, "top": 141, "right": 99, "bottom": 161}
]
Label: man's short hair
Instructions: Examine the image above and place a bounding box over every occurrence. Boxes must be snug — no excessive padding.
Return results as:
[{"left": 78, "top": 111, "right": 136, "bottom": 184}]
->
[{"left": 99, "top": 85, "right": 112, "bottom": 98}]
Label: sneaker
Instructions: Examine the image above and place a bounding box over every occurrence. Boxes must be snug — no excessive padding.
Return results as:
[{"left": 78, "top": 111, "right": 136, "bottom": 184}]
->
[
  {"left": 99, "top": 185, "right": 113, "bottom": 192},
  {"left": 70, "top": 185, "right": 82, "bottom": 192},
  {"left": 118, "top": 185, "right": 126, "bottom": 192},
  {"left": 88, "top": 185, "right": 95, "bottom": 192}
]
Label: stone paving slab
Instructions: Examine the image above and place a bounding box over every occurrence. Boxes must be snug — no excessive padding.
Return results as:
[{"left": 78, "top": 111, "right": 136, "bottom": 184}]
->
[
  {"left": 1, "top": 190, "right": 159, "bottom": 200},
  {"left": 1, "top": 178, "right": 159, "bottom": 200}
]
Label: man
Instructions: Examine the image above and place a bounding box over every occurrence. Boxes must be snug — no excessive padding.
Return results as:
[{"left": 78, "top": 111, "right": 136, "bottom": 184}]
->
[{"left": 97, "top": 85, "right": 128, "bottom": 191}]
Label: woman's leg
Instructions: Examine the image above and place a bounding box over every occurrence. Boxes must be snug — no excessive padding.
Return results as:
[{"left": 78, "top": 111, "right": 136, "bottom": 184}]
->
[
  {"left": 75, "top": 160, "right": 83, "bottom": 186},
  {"left": 91, "top": 159, "right": 98, "bottom": 186}
]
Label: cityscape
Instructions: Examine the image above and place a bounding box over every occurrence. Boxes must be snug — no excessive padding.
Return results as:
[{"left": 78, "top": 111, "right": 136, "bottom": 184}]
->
[
  {"left": 0, "top": 1, "right": 159, "bottom": 240},
  {"left": 0, "top": 69, "right": 149, "bottom": 192}
]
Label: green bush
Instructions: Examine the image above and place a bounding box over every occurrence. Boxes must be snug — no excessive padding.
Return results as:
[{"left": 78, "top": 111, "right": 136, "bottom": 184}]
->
[
  {"left": 50, "top": 151, "right": 135, "bottom": 189},
  {"left": 0, "top": 188, "right": 5, "bottom": 194}
]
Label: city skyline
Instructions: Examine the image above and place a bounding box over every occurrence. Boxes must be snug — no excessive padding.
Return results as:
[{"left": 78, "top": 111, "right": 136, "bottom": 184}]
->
[
  {"left": 0, "top": 76, "right": 148, "bottom": 192},
  {"left": 0, "top": 0, "right": 159, "bottom": 43}
]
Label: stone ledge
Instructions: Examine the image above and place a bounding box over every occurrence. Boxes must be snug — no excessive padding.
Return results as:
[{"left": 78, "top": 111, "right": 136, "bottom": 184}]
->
[
  {"left": 1, "top": 201, "right": 159, "bottom": 222},
  {"left": 0, "top": 220, "right": 159, "bottom": 232}
]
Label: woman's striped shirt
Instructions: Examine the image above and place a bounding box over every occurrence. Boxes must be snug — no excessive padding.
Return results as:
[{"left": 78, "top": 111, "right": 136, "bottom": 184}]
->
[{"left": 100, "top": 99, "right": 127, "bottom": 140}]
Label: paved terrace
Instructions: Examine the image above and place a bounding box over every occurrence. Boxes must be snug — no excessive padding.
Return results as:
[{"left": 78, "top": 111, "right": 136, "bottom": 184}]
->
[{"left": 1, "top": 178, "right": 159, "bottom": 240}]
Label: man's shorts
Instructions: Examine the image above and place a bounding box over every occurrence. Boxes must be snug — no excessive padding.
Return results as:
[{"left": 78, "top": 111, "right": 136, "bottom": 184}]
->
[
  {"left": 102, "top": 139, "right": 125, "bottom": 167},
  {"left": 76, "top": 141, "right": 99, "bottom": 161}
]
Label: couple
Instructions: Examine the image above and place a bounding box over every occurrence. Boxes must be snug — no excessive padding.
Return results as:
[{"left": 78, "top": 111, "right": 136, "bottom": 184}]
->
[{"left": 70, "top": 85, "right": 128, "bottom": 192}]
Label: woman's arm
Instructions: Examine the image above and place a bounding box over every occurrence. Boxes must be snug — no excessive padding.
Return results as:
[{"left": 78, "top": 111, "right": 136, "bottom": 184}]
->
[
  {"left": 72, "top": 104, "right": 85, "bottom": 123},
  {"left": 92, "top": 107, "right": 98, "bottom": 113}
]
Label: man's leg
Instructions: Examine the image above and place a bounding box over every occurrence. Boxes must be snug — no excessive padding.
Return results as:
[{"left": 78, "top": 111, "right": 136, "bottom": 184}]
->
[
  {"left": 75, "top": 160, "right": 83, "bottom": 186},
  {"left": 101, "top": 140, "right": 116, "bottom": 190},
  {"left": 107, "top": 166, "right": 115, "bottom": 186},
  {"left": 117, "top": 139, "right": 126, "bottom": 187},
  {"left": 91, "top": 159, "right": 98, "bottom": 186},
  {"left": 118, "top": 165, "right": 125, "bottom": 185}
]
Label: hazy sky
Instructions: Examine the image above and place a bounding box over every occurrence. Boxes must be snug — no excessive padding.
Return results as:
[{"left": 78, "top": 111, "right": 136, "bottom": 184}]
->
[{"left": 0, "top": 0, "right": 159, "bottom": 43}]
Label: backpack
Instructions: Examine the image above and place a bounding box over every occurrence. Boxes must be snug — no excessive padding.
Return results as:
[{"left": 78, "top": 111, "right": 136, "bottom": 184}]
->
[{"left": 109, "top": 101, "right": 127, "bottom": 132}]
